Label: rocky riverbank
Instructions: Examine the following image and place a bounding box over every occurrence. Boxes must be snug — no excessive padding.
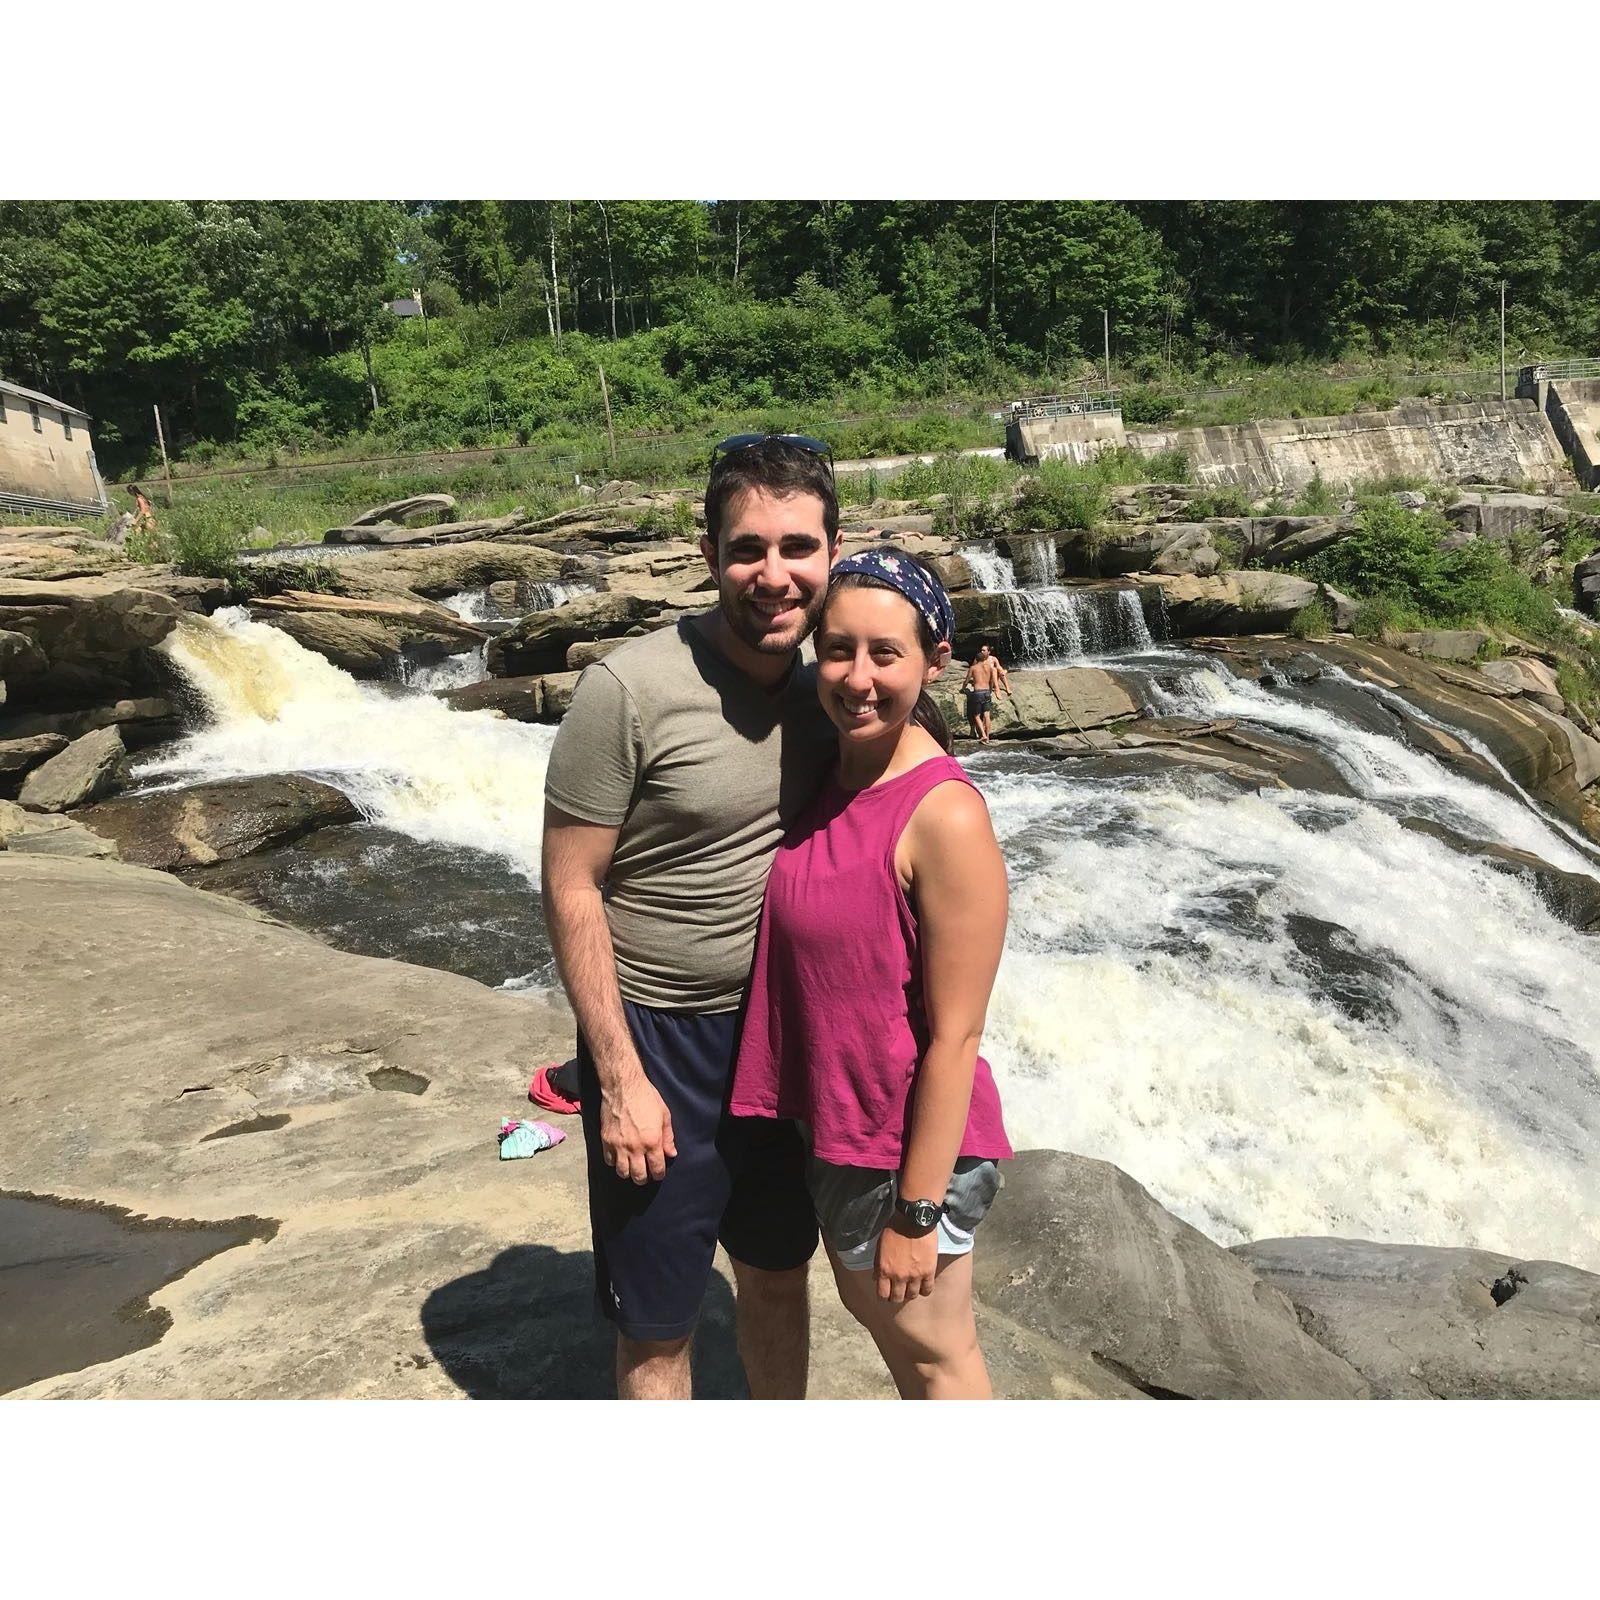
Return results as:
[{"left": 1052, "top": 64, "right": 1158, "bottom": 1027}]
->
[
  {"left": 5, "top": 853, "right": 1595, "bottom": 1399},
  {"left": 5, "top": 478, "right": 1600, "bottom": 1398}
]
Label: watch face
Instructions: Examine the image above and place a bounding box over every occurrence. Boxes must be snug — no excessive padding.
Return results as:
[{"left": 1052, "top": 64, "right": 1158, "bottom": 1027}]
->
[{"left": 910, "top": 1200, "right": 939, "bottom": 1229}]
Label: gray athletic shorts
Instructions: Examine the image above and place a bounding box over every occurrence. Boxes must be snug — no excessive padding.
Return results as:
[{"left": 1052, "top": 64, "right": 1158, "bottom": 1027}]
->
[{"left": 807, "top": 1155, "right": 1003, "bottom": 1272}]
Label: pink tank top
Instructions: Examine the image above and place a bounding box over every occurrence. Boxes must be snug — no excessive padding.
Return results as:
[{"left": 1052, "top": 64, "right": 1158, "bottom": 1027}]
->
[{"left": 729, "top": 753, "right": 1012, "bottom": 1168}]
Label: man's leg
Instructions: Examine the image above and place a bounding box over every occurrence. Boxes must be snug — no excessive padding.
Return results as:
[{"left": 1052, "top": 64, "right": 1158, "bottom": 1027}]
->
[
  {"left": 728, "top": 1257, "right": 809, "bottom": 1399},
  {"left": 617, "top": 1334, "right": 693, "bottom": 1400}
]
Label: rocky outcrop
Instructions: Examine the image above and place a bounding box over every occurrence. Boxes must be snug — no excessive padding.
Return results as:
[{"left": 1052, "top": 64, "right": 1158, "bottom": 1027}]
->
[
  {"left": 489, "top": 592, "right": 686, "bottom": 677},
  {"left": 0, "top": 732, "right": 68, "bottom": 778},
  {"left": 17, "top": 725, "right": 125, "bottom": 812},
  {"left": 350, "top": 493, "right": 457, "bottom": 528},
  {"left": 325, "top": 541, "right": 570, "bottom": 604},
  {"left": 1477, "top": 655, "right": 1565, "bottom": 713},
  {"left": 0, "top": 799, "right": 118, "bottom": 858},
  {"left": 248, "top": 591, "right": 487, "bottom": 679},
  {"left": 322, "top": 507, "right": 525, "bottom": 546},
  {"left": 1391, "top": 628, "right": 1495, "bottom": 663},
  {"left": 1, "top": 696, "right": 177, "bottom": 751},
  {"left": 0, "top": 575, "right": 187, "bottom": 705},
  {"left": 77, "top": 775, "right": 359, "bottom": 870},
  {"left": 1146, "top": 570, "right": 1319, "bottom": 636},
  {"left": 1444, "top": 493, "right": 1582, "bottom": 540},
  {"left": 929, "top": 665, "right": 1139, "bottom": 741},
  {"left": 975, "top": 1152, "right": 1371, "bottom": 1398},
  {"left": 1233, "top": 1237, "right": 1600, "bottom": 1398},
  {"left": 1575, "top": 552, "right": 1600, "bottom": 617},
  {"left": 437, "top": 676, "right": 548, "bottom": 721}
]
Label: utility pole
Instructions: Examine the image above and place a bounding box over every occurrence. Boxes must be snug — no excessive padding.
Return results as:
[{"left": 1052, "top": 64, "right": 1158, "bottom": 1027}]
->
[
  {"left": 1103, "top": 308, "right": 1112, "bottom": 391},
  {"left": 1500, "top": 281, "right": 1507, "bottom": 402},
  {"left": 152, "top": 404, "right": 174, "bottom": 507}
]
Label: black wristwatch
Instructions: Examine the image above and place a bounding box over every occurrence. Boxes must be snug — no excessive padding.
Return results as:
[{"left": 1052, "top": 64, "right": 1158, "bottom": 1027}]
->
[{"left": 894, "top": 1195, "right": 946, "bottom": 1235}]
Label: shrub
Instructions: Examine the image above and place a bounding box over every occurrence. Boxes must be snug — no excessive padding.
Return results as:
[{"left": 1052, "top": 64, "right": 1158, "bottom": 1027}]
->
[
  {"left": 1292, "top": 472, "right": 1340, "bottom": 515},
  {"left": 1011, "top": 461, "right": 1109, "bottom": 532},
  {"left": 1120, "top": 386, "right": 1182, "bottom": 425}
]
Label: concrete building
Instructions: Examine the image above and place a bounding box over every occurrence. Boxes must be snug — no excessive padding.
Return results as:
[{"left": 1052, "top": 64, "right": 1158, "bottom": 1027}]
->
[{"left": 0, "top": 378, "right": 109, "bottom": 519}]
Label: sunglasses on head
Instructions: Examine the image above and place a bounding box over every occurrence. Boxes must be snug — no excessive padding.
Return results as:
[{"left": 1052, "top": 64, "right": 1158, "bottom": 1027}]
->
[{"left": 709, "top": 432, "right": 834, "bottom": 475}]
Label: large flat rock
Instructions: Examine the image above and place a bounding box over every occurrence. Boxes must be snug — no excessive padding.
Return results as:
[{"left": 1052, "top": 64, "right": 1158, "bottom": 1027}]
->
[{"left": 1234, "top": 1237, "right": 1600, "bottom": 1398}]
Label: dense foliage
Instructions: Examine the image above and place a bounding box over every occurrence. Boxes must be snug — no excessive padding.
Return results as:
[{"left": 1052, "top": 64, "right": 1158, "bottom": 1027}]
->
[{"left": 3, "top": 200, "right": 1597, "bottom": 473}]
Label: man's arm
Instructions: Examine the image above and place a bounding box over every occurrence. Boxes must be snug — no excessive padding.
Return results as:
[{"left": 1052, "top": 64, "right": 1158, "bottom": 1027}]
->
[
  {"left": 995, "top": 661, "right": 1011, "bottom": 692},
  {"left": 961, "top": 661, "right": 976, "bottom": 689},
  {"left": 542, "top": 803, "right": 677, "bottom": 1183}
]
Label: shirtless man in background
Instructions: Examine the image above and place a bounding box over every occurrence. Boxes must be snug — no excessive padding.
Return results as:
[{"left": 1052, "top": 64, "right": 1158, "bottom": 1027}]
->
[{"left": 962, "top": 644, "right": 1009, "bottom": 744}]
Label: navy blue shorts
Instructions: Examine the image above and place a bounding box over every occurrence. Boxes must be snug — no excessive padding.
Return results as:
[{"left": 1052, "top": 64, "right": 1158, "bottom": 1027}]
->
[{"left": 576, "top": 1001, "right": 819, "bottom": 1342}]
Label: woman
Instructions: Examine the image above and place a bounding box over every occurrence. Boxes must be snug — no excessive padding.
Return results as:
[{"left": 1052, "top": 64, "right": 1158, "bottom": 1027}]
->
[{"left": 729, "top": 548, "right": 1012, "bottom": 1400}]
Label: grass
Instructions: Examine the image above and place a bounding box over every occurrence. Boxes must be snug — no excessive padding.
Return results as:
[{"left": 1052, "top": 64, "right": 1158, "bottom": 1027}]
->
[
  {"left": 1291, "top": 472, "right": 1340, "bottom": 516},
  {"left": 1287, "top": 598, "right": 1333, "bottom": 638}
]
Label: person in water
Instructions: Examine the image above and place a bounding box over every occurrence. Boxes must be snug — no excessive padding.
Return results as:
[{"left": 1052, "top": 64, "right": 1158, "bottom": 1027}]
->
[{"left": 729, "top": 548, "right": 1012, "bottom": 1399}]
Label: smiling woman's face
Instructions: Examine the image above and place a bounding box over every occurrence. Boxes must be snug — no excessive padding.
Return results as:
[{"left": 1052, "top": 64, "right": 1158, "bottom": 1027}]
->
[{"left": 815, "top": 584, "right": 947, "bottom": 745}]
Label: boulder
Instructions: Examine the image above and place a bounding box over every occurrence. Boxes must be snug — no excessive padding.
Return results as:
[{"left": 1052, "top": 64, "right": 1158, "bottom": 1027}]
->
[
  {"left": 17, "top": 725, "right": 126, "bottom": 812},
  {"left": 322, "top": 508, "right": 525, "bottom": 546},
  {"left": 1522, "top": 702, "right": 1600, "bottom": 790},
  {"left": 1477, "top": 655, "right": 1566, "bottom": 713},
  {"left": 0, "top": 799, "right": 118, "bottom": 859},
  {"left": 0, "top": 697, "right": 177, "bottom": 751},
  {"left": 76, "top": 775, "right": 359, "bottom": 870},
  {"left": 290, "top": 541, "right": 567, "bottom": 604},
  {"left": 0, "top": 627, "right": 48, "bottom": 687},
  {"left": 248, "top": 592, "right": 487, "bottom": 680},
  {"left": 1234, "top": 1237, "right": 1600, "bottom": 1399},
  {"left": 974, "top": 1151, "right": 1370, "bottom": 1398},
  {"left": 0, "top": 733, "right": 69, "bottom": 777},
  {"left": 1391, "top": 628, "right": 1495, "bottom": 663},
  {"left": 1254, "top": 515, "right": 1357, "bottom": 567},
  {"left": 1147, "top": 571, "right": 1319, "bottom": 637},
  {"left": 488, "top": 592, "right": 667, "bottom": 677},
  {"left": 927, "top": 554, "right": 976, "bottom": 592},
  {"left": 595, "top": 480, "right": 644, "bottom": 504},
  {"left": 1445, "top": 493, "right": 1570, "bottom": 539},
  {"left": 565, "top": 638, "right": 628, "bottom": 671},
  {"left": 436, "top": 676, "right": 543, "bottom": 721},
  {"left": 1319, "top": 584, "right": 1360, "bottom": 632},
  {"left": 123, "top": 573, "right": 231, "bottom": 613},
  {"left": 1575, "top": 553, "right": 1600, "bottom": 617},
  {"left": 929, "top": 666, "right": 1139, "bottom": 741},
  {"left": 350, "top": 493, "right": 457, "bottom": 528},
  {"left": 539, "top": 671, "right": 581, "bottom": 719}
]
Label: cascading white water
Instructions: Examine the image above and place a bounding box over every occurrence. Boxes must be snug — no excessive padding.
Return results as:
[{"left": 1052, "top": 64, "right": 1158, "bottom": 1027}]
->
[
  {"left": 1148, "top": 663, "right": 1600, "bottom": 880},
  {"left": 966, "top": 546, "right": 1016, "bottom": 592},
  {"left": 402, "top": 645, "right": 489, "bottom": 693},
  {"left": 145, "top": 609, "right": 557, "bottom": 881},
  {"left": 965, "top": 542, "right": 1157, "bottom": 665},
  {"left": 142, "top": 605, "right": 1600, "bottom": 1268},
  {"left": 974, "top": 750, "right": 1600, "bottom": 1270}
]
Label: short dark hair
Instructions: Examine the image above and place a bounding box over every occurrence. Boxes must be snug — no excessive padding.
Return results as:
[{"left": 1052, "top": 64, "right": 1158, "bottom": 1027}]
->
[{"left": 704, "top": 438, "right": 839, "bottom": 548}]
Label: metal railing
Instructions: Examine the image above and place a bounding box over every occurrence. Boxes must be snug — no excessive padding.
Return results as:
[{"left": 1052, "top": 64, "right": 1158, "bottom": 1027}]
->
[
  {"left": 1521, "top": 358, "right": 1600, "bottom": 384},
  {"left": 1012, "top": 389, "right": 1122, "bottom": 420},
  {"left": 0, "top": 489, "right": 109, "bottom": 521}
]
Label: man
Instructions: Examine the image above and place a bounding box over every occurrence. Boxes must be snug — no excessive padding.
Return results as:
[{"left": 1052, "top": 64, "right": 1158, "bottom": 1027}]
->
[
  {"left": 540, "top": 436, "right": 840, "bottom": 1400},
  {"left": 962, "top": 643, "right": 1010, "bottom": 744}
]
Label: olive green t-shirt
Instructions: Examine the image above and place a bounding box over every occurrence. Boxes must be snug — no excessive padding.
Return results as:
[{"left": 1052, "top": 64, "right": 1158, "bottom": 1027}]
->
[{"left": 542, "top": 616, "right": 835, "bottom": 1013}]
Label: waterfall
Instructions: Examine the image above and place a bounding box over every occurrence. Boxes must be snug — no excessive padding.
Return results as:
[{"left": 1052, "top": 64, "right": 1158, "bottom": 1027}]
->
[
  {"left": 972, "top": 736, "right": 1600, "bottom": 1270},
  {"left": 966, "top": 541, "right": 1159, "bottom": 666},
  {"left": 144, "top": 609, "right": 557, "bottom": 881},
  {"left": 966, "top": 545, "right": 1016, "bottom": 592}
]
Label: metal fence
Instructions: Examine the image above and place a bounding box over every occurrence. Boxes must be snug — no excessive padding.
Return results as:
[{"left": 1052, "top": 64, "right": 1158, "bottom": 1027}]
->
[
  {"left": 1013, "top": 390, "right": 1122, "bottom": 420},
  {"left": 0, "top": 489, "right": 109, "bottom": 521},
  {"left": 1521, "top": 358, "right": 1600, "bottom": 384}
]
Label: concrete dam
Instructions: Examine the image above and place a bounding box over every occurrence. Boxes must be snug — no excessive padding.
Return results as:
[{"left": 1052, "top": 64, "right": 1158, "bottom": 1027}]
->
[{"left": 1007, "top": 377, "right": 1588, "bottom": 497}]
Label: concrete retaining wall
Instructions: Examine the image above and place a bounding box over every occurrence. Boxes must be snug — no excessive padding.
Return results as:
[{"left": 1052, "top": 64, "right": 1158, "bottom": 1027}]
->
[
  {"left": 1008, "top": 409, "right": 1127, "bottom": 465},
  {"left": 1544, "top": 381, "right": 1600, "bottom": 491},
  {"left": 1127, "top": 400, "right": 1569, "bottom": 497}
]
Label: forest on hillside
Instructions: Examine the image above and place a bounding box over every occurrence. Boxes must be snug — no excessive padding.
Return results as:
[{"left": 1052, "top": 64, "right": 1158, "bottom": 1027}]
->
[{"left": 3, "top": 200, "right": 1596, "bottom": 472}]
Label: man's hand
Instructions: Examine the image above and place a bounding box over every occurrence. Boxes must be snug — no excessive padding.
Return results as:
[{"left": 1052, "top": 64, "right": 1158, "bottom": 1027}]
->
[
  {"left": 600, "top": 1071, "right": 677, "bottom": 1184},
  {"left": 875, "top": 1218, "right": 938, "bottom": 1302}
]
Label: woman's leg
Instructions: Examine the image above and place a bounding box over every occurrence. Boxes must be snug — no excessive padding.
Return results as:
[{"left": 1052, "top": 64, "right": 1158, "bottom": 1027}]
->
[{"left": 825, "top": 1242, "right": 991, "bottom": 1399}]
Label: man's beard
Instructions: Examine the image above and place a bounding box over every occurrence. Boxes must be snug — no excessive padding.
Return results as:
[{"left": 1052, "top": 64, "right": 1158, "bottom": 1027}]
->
[{"left": 718, "top": 579, "right": 827, "bottom": 655}]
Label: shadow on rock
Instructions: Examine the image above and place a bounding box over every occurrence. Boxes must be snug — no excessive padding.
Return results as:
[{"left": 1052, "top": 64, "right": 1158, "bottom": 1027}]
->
[{"left": 421, "top": 1244, "right": 746, "bottom": 1399}]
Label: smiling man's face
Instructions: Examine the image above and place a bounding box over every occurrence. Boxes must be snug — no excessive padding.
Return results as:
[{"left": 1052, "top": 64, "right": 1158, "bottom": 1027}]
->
[{"left": 701, "top": 486, "right": 839, "bottom": 660}]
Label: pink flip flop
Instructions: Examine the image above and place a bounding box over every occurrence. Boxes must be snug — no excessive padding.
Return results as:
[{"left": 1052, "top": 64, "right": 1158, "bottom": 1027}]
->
[{"left": 527, "top": 1064, "right": 581, "bottom": 1116}]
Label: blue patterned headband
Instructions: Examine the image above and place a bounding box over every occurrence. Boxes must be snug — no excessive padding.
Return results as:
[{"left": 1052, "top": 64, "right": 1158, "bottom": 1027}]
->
[{"left": 829, "top": 549, "right": 955, "bottom": 648}]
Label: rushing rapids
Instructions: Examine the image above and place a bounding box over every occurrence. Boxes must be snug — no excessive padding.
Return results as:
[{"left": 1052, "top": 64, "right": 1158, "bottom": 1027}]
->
[{"left": 141, "top": 605, "right": 1600, "bottom": 1269}]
